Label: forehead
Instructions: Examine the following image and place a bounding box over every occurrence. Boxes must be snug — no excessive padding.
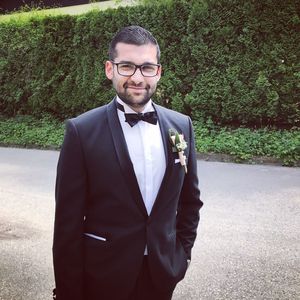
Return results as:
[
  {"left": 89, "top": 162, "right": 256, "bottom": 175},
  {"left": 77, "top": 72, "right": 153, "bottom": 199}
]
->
[{"left": 114, "top": 42, "right": 158, "bottom": 64}]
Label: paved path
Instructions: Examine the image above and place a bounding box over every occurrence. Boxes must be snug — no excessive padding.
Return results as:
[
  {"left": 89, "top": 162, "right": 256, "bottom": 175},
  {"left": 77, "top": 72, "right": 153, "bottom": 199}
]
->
[{"left": 0, "top": 147, "right": 299, "bottom": 300}]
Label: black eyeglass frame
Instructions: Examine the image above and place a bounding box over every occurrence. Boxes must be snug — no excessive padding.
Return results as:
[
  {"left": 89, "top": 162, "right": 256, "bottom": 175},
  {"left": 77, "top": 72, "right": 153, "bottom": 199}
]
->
[{"left": 110, "top": 61, "right": 161, "bottom": 77}]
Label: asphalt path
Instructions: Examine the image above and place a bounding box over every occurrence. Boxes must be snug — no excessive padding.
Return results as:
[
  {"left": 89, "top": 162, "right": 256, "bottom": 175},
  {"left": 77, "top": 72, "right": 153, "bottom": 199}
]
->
[{"left": 0, "top": 147, "right": 299, "bottom": 300}]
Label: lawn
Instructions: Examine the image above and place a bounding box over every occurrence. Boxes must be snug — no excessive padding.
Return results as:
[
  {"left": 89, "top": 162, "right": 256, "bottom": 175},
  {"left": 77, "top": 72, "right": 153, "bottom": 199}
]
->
[{"left": 0, "top": 0, "right": 136, "bottom": 23}]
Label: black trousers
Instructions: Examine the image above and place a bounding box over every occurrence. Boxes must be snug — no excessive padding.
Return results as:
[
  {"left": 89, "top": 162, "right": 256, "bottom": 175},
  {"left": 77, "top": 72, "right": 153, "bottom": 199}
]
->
[{"left": 128, "top": 257, "right": 174, "bottom": 300}]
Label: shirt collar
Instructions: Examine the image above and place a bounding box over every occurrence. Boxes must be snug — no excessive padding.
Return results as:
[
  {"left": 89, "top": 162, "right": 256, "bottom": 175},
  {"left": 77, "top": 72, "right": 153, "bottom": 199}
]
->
[{"left": 116, "top": 96, "right": 155, "bottom": 114}]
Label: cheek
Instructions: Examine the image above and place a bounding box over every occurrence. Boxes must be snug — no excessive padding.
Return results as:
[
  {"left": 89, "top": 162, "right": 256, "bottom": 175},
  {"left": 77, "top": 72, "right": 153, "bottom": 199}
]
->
[
  {"left": 113, "top": 77, "right": 126, "bottom": 89},
  {"left": 148, "top": 78, "right": 159, "bottom": 88}
]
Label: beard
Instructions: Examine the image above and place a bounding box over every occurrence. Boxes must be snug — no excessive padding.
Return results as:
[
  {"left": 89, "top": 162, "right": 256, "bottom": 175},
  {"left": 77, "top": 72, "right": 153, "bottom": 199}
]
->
[{"left": 116, "top": 82, "right": 157, "bottom": 109}]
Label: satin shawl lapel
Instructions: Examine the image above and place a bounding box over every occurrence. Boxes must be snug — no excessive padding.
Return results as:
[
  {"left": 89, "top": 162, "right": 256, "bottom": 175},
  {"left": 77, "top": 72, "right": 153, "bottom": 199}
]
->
[
  {"left": 155, "top": 104, "right": 174, "bottom": 173},
  {"left": 106, "top": 100, "right": 148, "bottom": 217},
  {"left": 150, "top": 104, "right": 174, "bottom": 215}
]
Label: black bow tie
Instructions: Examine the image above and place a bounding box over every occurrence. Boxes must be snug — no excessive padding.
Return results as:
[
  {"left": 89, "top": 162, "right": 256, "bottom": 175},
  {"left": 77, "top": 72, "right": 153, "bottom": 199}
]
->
[{"left": 117, "top": 102, "right": 158, "bottom": 127}]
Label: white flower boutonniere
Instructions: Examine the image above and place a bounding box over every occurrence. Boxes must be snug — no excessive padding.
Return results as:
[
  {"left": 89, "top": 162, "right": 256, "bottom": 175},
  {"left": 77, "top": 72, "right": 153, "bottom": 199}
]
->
[{"left": 169, "top": 128, "right": 188, "bottom": 173}]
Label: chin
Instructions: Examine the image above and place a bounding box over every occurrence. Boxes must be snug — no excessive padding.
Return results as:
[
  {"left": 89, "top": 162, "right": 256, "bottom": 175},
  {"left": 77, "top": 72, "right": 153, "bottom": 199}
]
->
[
  {"left": 120, "top": 94, "right": 151, "bottom": 108},
  {"left": 133, "top": 98, "right": 151, "bottom": 106}
]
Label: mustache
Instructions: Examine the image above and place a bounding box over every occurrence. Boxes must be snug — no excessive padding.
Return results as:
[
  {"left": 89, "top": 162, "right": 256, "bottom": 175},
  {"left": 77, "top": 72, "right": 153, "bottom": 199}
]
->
[{"left": 123, "top": 82, "right": 150, "bottom": 90}]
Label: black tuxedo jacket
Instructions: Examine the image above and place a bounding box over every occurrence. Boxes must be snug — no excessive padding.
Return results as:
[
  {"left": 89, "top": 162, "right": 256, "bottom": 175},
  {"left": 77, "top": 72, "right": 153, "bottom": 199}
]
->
[{"left": 53, "top": 99, "right": 203, "bottom": 300}]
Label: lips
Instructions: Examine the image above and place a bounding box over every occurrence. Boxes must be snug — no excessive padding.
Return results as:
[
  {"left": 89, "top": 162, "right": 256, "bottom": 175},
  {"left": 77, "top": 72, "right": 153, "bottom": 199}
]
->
[
  {"left": 124, "top": 82, "right": 148, "bottom": 88},
  {"left": 125, "top": 85, "right": 145, "bottom": 90}
]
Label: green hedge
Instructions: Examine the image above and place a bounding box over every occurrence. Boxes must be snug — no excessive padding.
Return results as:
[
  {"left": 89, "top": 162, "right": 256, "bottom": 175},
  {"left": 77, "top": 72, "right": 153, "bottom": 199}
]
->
[
  {"left": 0, "top": 0, "right": 299, "bottom": 127},
  {"left": 185, "top": 0, "right": 300, "bottom": 127}
]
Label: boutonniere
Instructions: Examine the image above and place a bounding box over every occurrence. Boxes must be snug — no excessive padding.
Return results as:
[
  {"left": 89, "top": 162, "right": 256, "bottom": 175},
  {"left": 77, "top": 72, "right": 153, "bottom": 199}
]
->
[{"left": 169, "top": 128, "right": 188, "bottom": 173}]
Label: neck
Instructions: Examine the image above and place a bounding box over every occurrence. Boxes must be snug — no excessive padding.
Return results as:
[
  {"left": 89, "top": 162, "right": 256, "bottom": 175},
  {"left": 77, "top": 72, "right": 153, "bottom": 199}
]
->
[
  {"left": 129, "top": 105, "right": 145, "bottom": 113},
  {"left": 117, "top": 96, "right": 152, "bottom": 113}
]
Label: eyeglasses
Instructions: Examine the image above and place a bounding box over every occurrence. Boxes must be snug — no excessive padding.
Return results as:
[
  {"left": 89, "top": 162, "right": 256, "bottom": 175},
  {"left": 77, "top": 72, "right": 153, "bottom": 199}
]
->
[{"left": 111, "top": 61, "right": 161, "bottom": 77}]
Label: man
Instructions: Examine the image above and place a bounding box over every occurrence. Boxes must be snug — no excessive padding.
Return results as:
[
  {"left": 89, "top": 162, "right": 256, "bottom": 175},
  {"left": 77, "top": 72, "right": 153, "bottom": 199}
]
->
[{"left": 53, "top": 25, "right": 203, "bottom": 300}]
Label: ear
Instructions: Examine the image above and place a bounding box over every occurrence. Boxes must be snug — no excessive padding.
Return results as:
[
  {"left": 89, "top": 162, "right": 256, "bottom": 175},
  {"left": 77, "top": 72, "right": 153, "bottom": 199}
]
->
[
  {"left": 157, "top": 65, "right": 162, "bottom": 81},
  {"left": 105, "top": 61, "right": 113, "bottom": 80}
]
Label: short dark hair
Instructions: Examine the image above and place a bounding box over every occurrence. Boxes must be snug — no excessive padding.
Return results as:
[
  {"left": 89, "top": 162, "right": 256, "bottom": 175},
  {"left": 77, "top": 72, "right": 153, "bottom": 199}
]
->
[{"left": 108, "top": 25, "right": 161, "bottom": 63}]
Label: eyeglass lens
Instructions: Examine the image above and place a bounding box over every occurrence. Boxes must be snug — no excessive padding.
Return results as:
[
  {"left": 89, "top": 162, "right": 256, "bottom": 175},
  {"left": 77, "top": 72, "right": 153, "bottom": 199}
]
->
[{"left": 117, "top": 63, "right": 159, "bottom": 77}]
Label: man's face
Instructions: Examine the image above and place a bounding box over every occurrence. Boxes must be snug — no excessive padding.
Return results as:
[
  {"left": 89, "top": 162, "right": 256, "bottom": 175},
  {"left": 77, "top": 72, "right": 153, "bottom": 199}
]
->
[{"left": 105, "top": 42, "right": 161, "bottom": 112}]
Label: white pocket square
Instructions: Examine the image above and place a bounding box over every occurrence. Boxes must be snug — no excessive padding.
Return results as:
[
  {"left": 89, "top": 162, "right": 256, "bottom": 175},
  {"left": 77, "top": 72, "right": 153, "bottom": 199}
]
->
[
  {"left": 174, "top": 159, "right": 180, "bottom": 164},
  {"left": 84, "top": 233, "right": 106, "bottom": 241}
]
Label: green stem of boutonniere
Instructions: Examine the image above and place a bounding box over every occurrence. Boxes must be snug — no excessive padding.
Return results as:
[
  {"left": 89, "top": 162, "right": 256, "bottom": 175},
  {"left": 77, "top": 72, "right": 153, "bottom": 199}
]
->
[{"left": 169, "top": 128, "right": 188, "bottom": 174}]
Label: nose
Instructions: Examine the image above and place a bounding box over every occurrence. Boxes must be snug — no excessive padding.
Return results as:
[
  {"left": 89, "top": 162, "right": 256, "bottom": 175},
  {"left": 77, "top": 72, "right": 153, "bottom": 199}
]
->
[{"left": 130, "top": 67, "right": 144, "bottom": 82}]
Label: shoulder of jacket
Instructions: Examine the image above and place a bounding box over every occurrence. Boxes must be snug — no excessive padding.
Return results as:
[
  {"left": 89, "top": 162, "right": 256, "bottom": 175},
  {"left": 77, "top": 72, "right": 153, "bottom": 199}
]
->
[
  {"left": 154, "top": 103, "right": 190, "bottom": 121},
  {"left": 69, "top": 104, "right": 108, "bottom": 127}
]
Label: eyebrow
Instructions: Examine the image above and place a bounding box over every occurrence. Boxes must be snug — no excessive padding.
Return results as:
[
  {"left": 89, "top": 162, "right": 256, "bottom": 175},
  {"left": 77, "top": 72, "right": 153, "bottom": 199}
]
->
[{"left": 117, "top": 60, "right": 158, "bottom": 65}]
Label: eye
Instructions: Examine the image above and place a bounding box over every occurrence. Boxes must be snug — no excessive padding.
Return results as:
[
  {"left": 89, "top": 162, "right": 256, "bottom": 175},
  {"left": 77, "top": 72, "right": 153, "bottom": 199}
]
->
[
  {"left": 119, "top": 63, "right": 135, "bottom": 71},
  {"left": 142, "top": 65, "right": 156, "bottom": 72}
]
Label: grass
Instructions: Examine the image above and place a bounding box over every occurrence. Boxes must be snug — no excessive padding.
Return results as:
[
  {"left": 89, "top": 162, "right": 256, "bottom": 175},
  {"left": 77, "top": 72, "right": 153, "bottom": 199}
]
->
[
  {"left": 0, "top": 115, "right": 299, "bottom": 166},
  {"left": 0, "top": 1, "right": 136, "bottom": 23}
]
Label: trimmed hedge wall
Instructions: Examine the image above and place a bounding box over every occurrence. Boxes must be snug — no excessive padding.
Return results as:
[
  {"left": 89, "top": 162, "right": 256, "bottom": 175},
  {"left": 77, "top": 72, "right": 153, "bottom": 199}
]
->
[{"left": 0, "top": 0, "right": 299, "bottom": 127}]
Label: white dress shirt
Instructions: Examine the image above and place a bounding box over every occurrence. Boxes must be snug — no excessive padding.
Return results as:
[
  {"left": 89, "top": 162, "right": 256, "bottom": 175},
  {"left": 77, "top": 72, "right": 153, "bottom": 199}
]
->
[{"left": 116, "top": 97, "right": 166, "bottom": 216}]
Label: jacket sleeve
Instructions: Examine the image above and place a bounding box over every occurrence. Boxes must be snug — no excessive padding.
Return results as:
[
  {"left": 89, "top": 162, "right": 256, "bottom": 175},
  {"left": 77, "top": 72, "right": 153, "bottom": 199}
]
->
[
  {"left": 52, "top": 120, "right": 87, "bottom": 300},
  {"left": 176, "top": 117, "right": 203, "bottom": 259}
]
